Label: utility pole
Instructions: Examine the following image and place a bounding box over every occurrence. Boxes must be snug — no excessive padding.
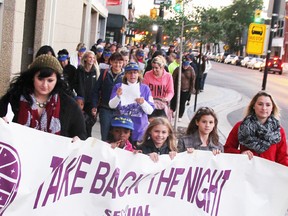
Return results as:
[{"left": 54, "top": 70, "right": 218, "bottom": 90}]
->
[
  {"left": 262, "top": 0, "right": 281, "bottom": 90},
  {"left": 173, "top": 0, "right": 184, "bottom": 130},
  {"left": 156, "top": 3, "right": 164, "bottom": 49},
  {"left": 174, "top": 20, "right": 184, "bottom": 130}
]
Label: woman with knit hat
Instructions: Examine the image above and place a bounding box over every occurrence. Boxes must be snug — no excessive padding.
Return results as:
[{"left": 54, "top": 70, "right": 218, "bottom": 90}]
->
[{"left": 0, "top": 54, "right": 87, "bottom": 141}]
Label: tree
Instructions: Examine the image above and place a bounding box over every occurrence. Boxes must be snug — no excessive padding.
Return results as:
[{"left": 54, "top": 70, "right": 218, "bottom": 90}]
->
[
  {"left": 131, "top": 0, "right": 263, "bottom": 54},
  {"left": 188, "top": 7, "right": 224, "bottom": 52},
  {"left": 220, "top": 0, "right": 263, "bottom": 53},
  {"left": 133, "top": 15, "right": 157, "bottom": 44}
]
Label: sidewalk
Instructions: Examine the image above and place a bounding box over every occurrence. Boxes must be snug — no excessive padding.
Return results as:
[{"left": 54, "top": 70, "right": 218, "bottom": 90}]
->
[
  {"left": 92, "top": 84, "right": 248, "bottom": 144},
  {"left": 176, "top": 84, "right": 250, "bottom": 144}
]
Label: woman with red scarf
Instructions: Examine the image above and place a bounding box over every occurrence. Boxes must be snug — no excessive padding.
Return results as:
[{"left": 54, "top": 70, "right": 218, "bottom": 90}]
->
[{"left": 0, "top": 54, "right": 87, "bottom": 141}]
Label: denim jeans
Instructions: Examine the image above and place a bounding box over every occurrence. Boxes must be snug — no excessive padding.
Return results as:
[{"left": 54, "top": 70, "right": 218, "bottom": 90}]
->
[
  {"left": 200, "top": 73, "right": 208, "bottom": 90},
  {"left": 99, "top": 107, "right": 115, "bottom": 141}
]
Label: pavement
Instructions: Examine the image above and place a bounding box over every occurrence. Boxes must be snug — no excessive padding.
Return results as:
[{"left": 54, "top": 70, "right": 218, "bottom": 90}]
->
[{"left": 92, "top": 84, "right": 250, "bottom": 144}]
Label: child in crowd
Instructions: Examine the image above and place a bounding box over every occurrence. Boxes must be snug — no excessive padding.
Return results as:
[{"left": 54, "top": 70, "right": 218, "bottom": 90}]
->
[
  {"left": 138, "top": 117, "right": 177, "bottom": 162},
  {"left": 177, "top": 107, "right": 223, "bottom": 155},
  {"left": 109, "top": 62, "right": 154, "bottom": 146},
  {"left": 107, "top": 115, "right": 134, "bottom": 152},
  {"left": 75, "top": 96, "right": 96, "bottom": 138}
]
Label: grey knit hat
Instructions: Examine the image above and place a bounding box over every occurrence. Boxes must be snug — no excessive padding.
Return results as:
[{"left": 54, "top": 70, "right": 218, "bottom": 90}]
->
[{"left": 29, "top": 54, "right": 63, "bottom": 75}]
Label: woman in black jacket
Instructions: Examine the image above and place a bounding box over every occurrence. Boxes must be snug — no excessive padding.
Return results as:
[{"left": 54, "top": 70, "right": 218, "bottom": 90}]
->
[{"left": 0, "top": 54, "right": 87, "bottom": 140}]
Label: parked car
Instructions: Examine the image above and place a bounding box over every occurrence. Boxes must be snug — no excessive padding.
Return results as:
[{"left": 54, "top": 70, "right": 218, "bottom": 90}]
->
[
  {"left": 252, "top": 58, "right": 265, "bottom": 69},
  {"left": 216, "top": 52, "right": 229, "bottom": 63},
  {"left": 215, "top": 53, "right": 222, "bottom": 62},
  {"left": 259, "top": 57, "right": 283, "bottom": 75},
  {"left": 231, "top": 56, "right": 244, "bottom": 66},
  {"left": 246, "top": 58, "right": 264, "bottom": 69},
  {"left": 207, "top": 52, "right": 216, "bottom": 61},
  {"left": 241, "top": 56, "right": 252, "bottom": 67},
  {"left": 224, "top": 54, "right": 237, "bottom": 64}
]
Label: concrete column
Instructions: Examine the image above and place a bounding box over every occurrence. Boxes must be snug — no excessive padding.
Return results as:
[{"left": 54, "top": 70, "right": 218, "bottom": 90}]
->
[{"left": 83, "top": 0, "right": 92, "bottom": 46}]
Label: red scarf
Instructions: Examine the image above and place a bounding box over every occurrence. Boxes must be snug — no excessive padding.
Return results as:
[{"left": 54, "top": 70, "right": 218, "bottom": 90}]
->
[{"left": 18, "top": 94, "right": 61, "bottom": 135}]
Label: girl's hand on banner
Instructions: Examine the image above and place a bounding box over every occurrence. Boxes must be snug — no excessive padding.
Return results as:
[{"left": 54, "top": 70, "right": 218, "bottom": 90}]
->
[
  {"left": 71, "top": 136, "right": 80, "bottom": 143},
  {"left": 1, "top": 117, "right": 9, "bottom": 124}
]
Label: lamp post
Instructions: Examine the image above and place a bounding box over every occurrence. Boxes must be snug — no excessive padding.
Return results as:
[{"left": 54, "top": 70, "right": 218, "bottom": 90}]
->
[
  {"left": 152, "top": 24, "right": 158, "bottom": 44},
  {"left": 262, "top": 0, "right": 281, "bottom": 90},
  {"left": 156, "top": 4, "right": 164, "bottom": 47}
]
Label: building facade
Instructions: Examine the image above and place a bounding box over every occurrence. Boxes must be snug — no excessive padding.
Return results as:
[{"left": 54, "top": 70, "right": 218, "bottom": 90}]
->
[
  {"left": 0, "top": 0, "right": 108, "bottom": 96},
  {"left": 106, "top": 0, "right": 133, "bottom": 45},
  {"left": 266, "top": 0, "right": 286, "bottom": 59}
]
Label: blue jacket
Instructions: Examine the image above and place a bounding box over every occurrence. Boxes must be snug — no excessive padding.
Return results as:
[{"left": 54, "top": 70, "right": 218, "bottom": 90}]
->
[{"left": 92, "top": 68, "right": 124, "bottom": 109}]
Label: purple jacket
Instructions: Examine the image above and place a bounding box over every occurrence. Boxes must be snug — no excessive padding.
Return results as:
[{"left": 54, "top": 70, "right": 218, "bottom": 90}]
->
[{"left": 110, "top": 83, "right": 154, "bottom": 142}]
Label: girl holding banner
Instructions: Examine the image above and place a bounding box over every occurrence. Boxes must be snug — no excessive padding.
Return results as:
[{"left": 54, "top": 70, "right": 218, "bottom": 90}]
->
[
  {"left": 138, "top": 117, "right": 177, "bottom": 162},
  {"left": 177, "top": 106, "right": 223, "bottom": 155}
]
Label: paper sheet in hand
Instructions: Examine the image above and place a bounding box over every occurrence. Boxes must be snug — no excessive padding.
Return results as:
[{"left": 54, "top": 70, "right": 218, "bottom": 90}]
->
[{"left": 121, "top": 84, "right": 140, "bottom": 106}]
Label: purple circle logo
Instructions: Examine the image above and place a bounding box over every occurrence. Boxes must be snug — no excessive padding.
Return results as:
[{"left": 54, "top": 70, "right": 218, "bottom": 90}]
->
[{"left": 0, "top": 142, "right": 21, "bottom": 215}]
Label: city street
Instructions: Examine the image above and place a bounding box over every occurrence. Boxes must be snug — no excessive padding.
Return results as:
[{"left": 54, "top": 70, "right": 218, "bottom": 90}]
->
[{"left": 206, "top": 61, "right": 288, "bottom": 134}]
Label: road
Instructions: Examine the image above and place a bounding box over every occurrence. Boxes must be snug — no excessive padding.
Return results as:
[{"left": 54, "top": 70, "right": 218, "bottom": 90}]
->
[{"left": 206, "top": 61, "right": 288, "bottom": 133}]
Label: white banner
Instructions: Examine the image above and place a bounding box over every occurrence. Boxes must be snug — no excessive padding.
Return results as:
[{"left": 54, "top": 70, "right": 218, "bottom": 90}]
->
[{"left": 1, "top": 119, "right": 288, "bottom": 216}]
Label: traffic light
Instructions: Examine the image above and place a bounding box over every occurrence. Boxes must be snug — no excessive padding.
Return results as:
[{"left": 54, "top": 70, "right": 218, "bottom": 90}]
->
[
  {"left": 173, "top": 0, "right": 182, "bottom": 13},
  {"left": 254, "top": 9, "right": 261, "bottom": 23}
]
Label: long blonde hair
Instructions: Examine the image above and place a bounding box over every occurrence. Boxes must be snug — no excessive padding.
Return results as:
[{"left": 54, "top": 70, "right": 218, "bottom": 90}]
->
[
  {"left": 140, "top": 117, "right": 177, "bottom": 151},
  {"left": 81, "top": 51, "right": 100, "bottom": 79},
  {"left": 245, "top": 91, "right": 280, "bottom": 120}
]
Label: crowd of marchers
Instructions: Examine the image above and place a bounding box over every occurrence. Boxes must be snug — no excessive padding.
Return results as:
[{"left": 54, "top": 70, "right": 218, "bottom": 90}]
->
[{"left": 0, "top": 40, "right": 287, "bottom": 166}]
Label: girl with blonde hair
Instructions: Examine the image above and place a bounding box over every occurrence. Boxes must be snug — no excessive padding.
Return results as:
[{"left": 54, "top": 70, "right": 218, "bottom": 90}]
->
[{"left": 138, "top": 117, "right": 177, "bottom": 162}]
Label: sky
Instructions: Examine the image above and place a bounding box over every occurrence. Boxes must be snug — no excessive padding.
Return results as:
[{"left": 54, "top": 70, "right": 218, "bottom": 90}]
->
[{"left": 134, "top": 0, "right": 234, "bottom": 17}]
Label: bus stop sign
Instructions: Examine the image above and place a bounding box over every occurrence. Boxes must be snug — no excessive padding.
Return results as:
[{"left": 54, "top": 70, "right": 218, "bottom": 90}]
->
[{"left": 246, "top": 23, "right": 266, "bottom": 55}]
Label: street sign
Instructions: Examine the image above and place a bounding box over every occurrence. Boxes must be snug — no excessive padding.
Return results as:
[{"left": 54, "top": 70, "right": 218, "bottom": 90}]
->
[
  {"left": 154, "top": 0, "right": 166, "bottom": 5},
  {"left": 246, "top": 23, "right": 266, "bottom": 55},
  {"left": 223, "top": 45, "right": 229, "bottom": 51}
]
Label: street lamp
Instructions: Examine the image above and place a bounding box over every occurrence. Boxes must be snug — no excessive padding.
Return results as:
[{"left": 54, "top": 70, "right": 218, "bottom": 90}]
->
[
  {"left": 152, "top": 25, "right": 158, "bottom": 31},
  {"left": 152, "top": 25, "right": 158, "bottom": 44}
]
